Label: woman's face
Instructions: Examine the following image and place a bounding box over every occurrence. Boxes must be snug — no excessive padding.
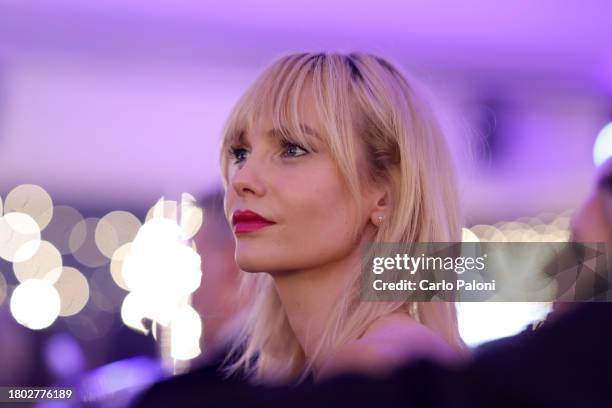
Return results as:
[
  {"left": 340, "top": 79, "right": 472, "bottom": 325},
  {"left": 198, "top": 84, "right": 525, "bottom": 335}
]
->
[{"left": 224, "top": 91, "right": 377, "bottom": 274}]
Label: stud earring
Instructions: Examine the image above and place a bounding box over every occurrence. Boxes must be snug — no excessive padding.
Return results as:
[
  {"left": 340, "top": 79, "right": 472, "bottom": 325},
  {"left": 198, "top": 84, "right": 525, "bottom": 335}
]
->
[{"left": 377, "top": 215, "right": 384, "bottom": 224}]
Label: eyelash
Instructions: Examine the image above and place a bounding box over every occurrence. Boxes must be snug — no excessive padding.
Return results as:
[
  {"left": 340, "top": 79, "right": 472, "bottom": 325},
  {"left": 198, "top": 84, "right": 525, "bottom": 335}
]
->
[{"left": 228, "top": 139, "right": 309, "bottom": 164}]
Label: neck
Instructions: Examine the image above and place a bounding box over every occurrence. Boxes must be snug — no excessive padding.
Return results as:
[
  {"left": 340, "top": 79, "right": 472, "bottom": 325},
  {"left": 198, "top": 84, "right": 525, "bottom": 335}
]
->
[{"left": 271, "top": 242, "right": 365, "bottom": 374}]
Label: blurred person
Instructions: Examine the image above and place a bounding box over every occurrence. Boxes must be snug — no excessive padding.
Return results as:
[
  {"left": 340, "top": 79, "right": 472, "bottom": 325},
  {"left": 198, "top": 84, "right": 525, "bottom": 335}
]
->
[
  {"left": 219, "top": 52, "right": 467, "bottom": 385},
  {"left": 190, "top": 189, "right": 252, "bottom": 367},
  {"left": 571, "top": 157, "right": 612, "bottom": 242},
  {"left": 549, "top": 156, "right": 612, "bottom": 317}
]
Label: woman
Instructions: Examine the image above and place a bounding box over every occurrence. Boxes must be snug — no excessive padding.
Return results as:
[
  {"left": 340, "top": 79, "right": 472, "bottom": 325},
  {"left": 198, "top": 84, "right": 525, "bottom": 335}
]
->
[{"left": 218, "top": 52, "right": 467, "bottom": 385}]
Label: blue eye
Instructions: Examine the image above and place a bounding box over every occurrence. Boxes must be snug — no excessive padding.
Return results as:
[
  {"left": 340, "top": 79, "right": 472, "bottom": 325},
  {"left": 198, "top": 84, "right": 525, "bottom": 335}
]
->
[
  {"left": 229, "top": 147, "right": 248, "bottom": 164},
  {"left": 282, "top": 142, "right": 308, "bottom": 158}
]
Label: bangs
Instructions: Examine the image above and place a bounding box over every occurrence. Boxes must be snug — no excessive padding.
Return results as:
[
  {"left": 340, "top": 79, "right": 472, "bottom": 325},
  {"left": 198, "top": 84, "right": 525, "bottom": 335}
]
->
[{"left": 220, "top": 54, "right": 328, "bottom": 171}]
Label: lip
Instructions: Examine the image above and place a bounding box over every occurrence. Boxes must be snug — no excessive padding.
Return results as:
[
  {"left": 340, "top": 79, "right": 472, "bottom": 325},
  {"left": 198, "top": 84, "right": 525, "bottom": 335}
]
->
[{"left": 231, "top": 209, "right": 276, "bottom": 234}]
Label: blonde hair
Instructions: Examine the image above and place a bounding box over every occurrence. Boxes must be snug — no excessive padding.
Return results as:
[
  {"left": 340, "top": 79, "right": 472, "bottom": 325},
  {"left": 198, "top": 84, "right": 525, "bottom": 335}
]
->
[{"left": 218, "top": 52, "right": 466, "bottom": 385}]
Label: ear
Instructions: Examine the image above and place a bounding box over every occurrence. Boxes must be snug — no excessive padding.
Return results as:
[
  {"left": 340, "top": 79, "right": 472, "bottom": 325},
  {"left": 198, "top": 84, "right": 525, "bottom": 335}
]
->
[{"left": 369, "top": 185, "right": 391, "bottom": 227}]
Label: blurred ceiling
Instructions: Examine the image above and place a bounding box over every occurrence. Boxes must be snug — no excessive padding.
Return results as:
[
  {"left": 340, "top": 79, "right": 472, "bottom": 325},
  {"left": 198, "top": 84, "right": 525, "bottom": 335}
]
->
[
  {"left": 0, "top": 0, "right": 610, "bottom": 220},
  {"left": 1, "top": 0, "right": 611, "bottom": 91}
]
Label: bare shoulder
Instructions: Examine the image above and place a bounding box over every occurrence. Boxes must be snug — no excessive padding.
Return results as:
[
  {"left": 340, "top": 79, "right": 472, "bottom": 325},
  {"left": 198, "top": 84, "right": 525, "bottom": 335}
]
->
[{"left": 317, "top": 314, "right": 460, "bottom": 381}]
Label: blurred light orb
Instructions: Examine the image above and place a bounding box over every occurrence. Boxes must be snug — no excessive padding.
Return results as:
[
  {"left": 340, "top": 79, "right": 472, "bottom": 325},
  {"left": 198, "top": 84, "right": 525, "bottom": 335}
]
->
[
  {"left": 69, "top": 218, "right": 108, "bottom": 267},
  {"left": 170, "top": 304, "right": 202, "bottom": 361},
  {"left": 458, "top": 302, "right": 551, "bottom": 346},
  {"left": 123, "top": 219, "right": 201, "bottom": 297},
  {"left": 121, "top": 218, "right": 201, "bottom": 326},
  {"left": 110, "top": 243, "right": 132, "bottom": 291},
  {"left": 10, "top": 279, "right": 61, "bottom": 330},
  {"left": 90, "top": 266, "right": 126, "bottom": 313},
  {"left": 53, "top": 267, "right": 90, "bottom": 316},
  {"left": 42, "top": 205, "right": 84, "bottom": 255},
  {"left": 0, "top": 271, "right": 7, "bottom": 306},
  {"left": 121, "top": 291, "right": 150, "bottom": 334},
  {"left": 45, "top": 333, "right": 86, "bottom": 379},
  {"left": 4, "top": 184, "right": 54, "bottom": 230},
  {"left": 461, "top": 228, "right": 480, "bottom": 242},
  {"left": 594, "top": 122, "right": 612, "bottom": 166},
  {"left": 180, "top": 193, "right": 203, "bottom": 240},
  {"left": 146, "top": 198, "right": 178, "bottom": 223},
  {"left": 95, "top": 211, "right": 141, "bottom": 259},
  {"left": 0, "top": 212, "right": 41, "bottom": 262},
  {"left": 13, "top": 240, "right": 63, "bottom": 283}
]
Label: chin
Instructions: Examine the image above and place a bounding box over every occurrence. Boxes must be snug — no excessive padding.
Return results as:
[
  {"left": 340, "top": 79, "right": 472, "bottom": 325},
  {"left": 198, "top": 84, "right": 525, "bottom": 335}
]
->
[{"left": 235, "top": 251, "right": 269, "bottom": 273}]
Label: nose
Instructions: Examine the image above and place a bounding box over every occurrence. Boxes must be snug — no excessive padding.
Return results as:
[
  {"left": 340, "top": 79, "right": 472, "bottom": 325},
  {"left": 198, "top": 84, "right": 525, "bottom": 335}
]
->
[{"left": 230, "top": 155, "right": 267, "bottom": 198}]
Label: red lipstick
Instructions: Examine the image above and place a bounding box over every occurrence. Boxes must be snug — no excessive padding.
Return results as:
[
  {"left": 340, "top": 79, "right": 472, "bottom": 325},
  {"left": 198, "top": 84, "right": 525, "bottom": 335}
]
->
[{"left": 231, "top": 209, "right": 276, "bottom": 234}]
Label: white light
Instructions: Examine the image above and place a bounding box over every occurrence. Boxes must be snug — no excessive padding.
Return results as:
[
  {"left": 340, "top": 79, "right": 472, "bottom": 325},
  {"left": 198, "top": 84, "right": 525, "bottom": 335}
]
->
[
  {"left": 123, "top": 219, "right": 201, "bottom": 297},
  {"left": 593, "top": 122, "right": 612, "bottom": 166},
  {"left": 0, "top": 212, "right": 41, "bottom": 263},
  {"left": 180, "top": 193, "right": 203, "bottom": 240},
  {"left": 110, "top": 243, "right": 132, "bottom": 290},
  {"left": 53, "top": 266, "right": 90, "bottom": 316},
  {"left": 120, "top": 291, "right": 150, "bottom": 334},
  {"left": 4, "top": 184, "right": 54, "bottom": 230},
  {"left": 120, "top": 218, "right": 201, "bottom": 326},
  {"left": 457, "top": 302, "right": 551, "bottom": 347},
  {"left": 13, "top": 240, "right": 63, "bottom": 283},
  {"left": 170, "top": 304, "right": 202, "bottom": 361},
  {"left": 461, "top": 228, "right": 480, "bottom": 242},
  {"left": 95, "top": 211, "right": 141, "bottom": 259},
  {"left": 10, "top": 279, "right": 61, "bottom": 330}
]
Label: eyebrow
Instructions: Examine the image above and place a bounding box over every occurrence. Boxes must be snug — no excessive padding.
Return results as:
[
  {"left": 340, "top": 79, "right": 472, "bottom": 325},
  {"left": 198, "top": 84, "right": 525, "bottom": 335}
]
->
[
  {"left": 233, "top": 124, "right": 321, "bottom": 145},
  {"left": 267, "top": 124, "right": 322, "bottom": 141}
]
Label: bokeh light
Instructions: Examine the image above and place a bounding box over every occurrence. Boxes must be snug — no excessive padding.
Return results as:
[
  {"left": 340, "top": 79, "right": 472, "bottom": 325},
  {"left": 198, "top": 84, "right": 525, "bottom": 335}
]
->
[
  {"left": 10, "top": 279, "right": 61, "bottom": 330},
  {"left": 53, "top": 266, "right": 90, "bottom": 317},
  {"left": 0, "top": 212, "right": 41, "bottom": 263},
  {"left": 122, "top": 219, "right": 200, "bottom": 302},
  {"left": 95, "top": 211, "right": 141, "bottom": 259},
  {"left": 0, "top": 271, "right": 7, "bottom": 306},
  {"left": 42, "top": 205, "right": 85, "bottom": 255},
  {"left": 145, "top": 198, "right": 178, "bottom": 223},
  {"left": 13, "top": 240, "right": 63, "bottom": 283},
  {"left": 461, "top": 228, "right": 480, "bottom": 242},
  {"left": 169, "top": 304, "right": 202, "bottom": 361},
  {"left": 458, "top": 302, "right": 551, "bottom": 346},
  {"left": 109, "top": 243, "right": 132, "bottom": 291},
  {"left": 593, "top": 122, "right": 612, "bottom": 166},
  {"left": 90, "top": 266, "right": 127, "bottom": 313},
  {"left": 44, "top": 333, "right": 86, "bottom": 380},
  {"left": 121, "top": 291, "right": 150, "bottom": 334},
  {"left": 4, "top": 184, "right": 54, "bottom": 230},
  {"left": 120, "top": 214, "right": 201, "bottom": 336},
  {"left": 180, "top": 193, "right": 203, "bottom": 240},
  {"left": 466, "top": 211, "right": 571, "bottom": 243},
  {"left": 69, "top": 218, "right": 109, "bottom": 268}
]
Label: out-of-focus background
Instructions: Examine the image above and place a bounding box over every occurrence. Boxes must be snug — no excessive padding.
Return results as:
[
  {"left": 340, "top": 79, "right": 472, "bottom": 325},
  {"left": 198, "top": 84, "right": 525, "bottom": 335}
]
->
[{"left": 1, "top": 0, "right": 611, "bottom": 406}]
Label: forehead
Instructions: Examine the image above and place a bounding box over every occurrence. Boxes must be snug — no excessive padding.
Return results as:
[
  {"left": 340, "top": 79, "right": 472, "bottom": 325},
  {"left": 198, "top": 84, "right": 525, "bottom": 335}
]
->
[{"left": 231, "top": 84, "right": 324, "bottom": 145}]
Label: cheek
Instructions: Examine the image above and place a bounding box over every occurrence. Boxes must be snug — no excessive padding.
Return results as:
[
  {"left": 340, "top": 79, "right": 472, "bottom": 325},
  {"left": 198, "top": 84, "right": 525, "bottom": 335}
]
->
[
  {"left": 278, "top": 171, "right": 359, "bottom": 261},
  {"left": 232, "top": 161, "right": 363, "bottom": 273}
]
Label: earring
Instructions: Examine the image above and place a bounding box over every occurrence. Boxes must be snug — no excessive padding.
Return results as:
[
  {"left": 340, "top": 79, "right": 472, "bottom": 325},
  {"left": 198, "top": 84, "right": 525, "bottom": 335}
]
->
[{"left": 377, "top": 215, "right": 384, "bottom": 225}]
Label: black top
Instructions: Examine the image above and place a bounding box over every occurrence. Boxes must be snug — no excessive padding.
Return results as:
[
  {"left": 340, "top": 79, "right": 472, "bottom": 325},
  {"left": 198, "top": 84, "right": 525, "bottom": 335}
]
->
[{"left": 133, "top": 303, "right": 612, "bottom": 408}]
